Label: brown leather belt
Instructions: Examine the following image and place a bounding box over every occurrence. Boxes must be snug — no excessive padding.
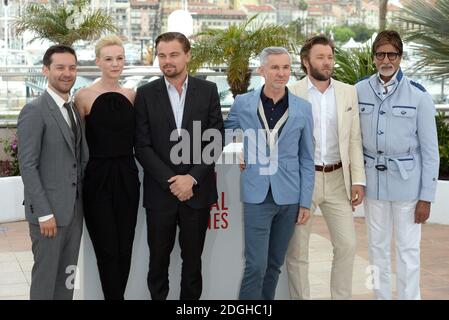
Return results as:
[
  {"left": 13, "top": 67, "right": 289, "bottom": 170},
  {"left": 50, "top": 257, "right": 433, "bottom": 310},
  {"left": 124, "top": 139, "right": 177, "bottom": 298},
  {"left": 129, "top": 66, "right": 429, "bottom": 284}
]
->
[{"left": 315, "top": 162, "right": 342, "bottom": 173}]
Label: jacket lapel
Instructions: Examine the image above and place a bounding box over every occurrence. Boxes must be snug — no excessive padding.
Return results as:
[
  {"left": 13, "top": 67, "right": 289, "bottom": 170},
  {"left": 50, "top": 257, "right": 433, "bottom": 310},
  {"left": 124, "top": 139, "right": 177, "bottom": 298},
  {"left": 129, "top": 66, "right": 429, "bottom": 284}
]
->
[
  {"left": 181, "top": 75, "right": 195, "bottom": 130},
  {"left": 156, "top": 78, "right": 177, "bottom": 132},
  {"left": 44, "top": 91, "right": 75, "bottom": 157},
  {"left": 249, "top": 88, "right": 266, "bottom": 146},
  {"left": 295, "top": 78, "right": 309, "bottom": 100},
  {"left": 368, "top": 74, "right": 383, "bottom": 101},
  {"left": 333, "top": 80, "right": 345, "bottom": 136},
  {"left": 250, "top": 88, "right": 263, "bottom": 130}
]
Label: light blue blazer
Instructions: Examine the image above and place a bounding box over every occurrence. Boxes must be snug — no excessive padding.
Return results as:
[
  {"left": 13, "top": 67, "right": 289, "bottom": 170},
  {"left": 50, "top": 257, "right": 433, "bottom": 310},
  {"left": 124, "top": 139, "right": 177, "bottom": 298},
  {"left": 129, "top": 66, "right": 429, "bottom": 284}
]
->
[
  {"left": 355, "top": 69, "right": 440, "bottom": 202},
  {"left": 224, "top": 88, "right": 315, "bottom": 208}
]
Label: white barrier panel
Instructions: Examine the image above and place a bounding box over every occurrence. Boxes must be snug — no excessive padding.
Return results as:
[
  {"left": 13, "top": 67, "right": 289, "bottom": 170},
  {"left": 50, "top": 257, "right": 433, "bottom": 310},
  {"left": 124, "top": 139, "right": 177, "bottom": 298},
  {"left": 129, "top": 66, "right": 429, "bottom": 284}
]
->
[
  {"left": 0, "top": 176, "right": 25, "bottom": 223},
  {"left": 75, "top": 151, "right": 290, "bottom": 299}
]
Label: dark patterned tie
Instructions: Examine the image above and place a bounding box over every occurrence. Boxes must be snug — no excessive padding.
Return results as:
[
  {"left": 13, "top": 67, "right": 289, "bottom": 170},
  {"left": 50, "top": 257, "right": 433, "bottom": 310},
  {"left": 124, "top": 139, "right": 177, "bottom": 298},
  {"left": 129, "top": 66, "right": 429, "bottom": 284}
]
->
[{"left": 63, "top": 102, "right": 77, "bottom": 142}]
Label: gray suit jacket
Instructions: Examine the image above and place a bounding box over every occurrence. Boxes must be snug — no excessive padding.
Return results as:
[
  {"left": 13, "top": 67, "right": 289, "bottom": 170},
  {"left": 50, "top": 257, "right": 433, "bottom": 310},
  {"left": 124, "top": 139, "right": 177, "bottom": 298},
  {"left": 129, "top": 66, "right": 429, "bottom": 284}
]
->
[{"left": 17, "top": 90, "right": 89, "bottom": 226}]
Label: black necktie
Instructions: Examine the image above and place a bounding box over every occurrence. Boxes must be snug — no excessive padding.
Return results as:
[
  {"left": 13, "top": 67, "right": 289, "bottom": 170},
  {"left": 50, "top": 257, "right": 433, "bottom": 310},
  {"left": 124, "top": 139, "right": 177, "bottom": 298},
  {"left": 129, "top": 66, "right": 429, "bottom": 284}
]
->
[{"left": 63, "top": 102, "right": 77, "bottom": 142}]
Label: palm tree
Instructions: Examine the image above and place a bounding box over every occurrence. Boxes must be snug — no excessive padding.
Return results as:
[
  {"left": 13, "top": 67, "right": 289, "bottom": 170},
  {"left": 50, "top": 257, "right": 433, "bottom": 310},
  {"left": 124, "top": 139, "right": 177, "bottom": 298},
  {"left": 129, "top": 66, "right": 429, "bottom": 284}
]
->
[
  {"left": 333, "top": 45, "right": 377, "bottom": 85},
  {"left": 397, "top": 0, "right": 449, "bottom": 77},
  {"left": 15, "top": 0, "right": 116, "bottom": 46},
  {"left": 379, "top": 0, "right": 389, "bottom": 31},
  {"left": 189, "top": 16, "right": 293, "bottom": 97}
]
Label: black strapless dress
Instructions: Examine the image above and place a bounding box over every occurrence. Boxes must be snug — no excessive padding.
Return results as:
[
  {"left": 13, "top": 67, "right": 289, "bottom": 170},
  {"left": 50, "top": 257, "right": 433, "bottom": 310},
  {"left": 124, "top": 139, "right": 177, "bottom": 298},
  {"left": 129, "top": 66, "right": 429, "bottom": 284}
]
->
[{"left": 83, "top": 92, "right": 140, "bottom": 300}]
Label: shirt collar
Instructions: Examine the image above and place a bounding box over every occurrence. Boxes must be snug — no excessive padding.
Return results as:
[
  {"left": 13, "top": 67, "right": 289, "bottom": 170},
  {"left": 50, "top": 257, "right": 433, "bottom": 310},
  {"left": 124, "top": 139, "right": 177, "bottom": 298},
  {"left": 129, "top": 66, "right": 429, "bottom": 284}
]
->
[
  {"left": 164, "top": 75, "right": 188, "bottom": 91},
  {"left": 260, "top": 85, "right": 288, "bottom": 105},
  {"left": 46, "top": 86, "right": 71, "bottom": 108},
  {"left": 307, "top": 76, "right": 334, "bottom": 92}
]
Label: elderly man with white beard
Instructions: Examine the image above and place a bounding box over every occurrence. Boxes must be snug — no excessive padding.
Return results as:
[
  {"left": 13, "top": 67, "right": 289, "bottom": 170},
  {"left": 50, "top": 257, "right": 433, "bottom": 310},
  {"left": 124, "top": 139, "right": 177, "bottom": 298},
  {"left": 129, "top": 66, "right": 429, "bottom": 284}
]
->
[{"left": 355, "top": 30, "right": 439, "bottom": 300}]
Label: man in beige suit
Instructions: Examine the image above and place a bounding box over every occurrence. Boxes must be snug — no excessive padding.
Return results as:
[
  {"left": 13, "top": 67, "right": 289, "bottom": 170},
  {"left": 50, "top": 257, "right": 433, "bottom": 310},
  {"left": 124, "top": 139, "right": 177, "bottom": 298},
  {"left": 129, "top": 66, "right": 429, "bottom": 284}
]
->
[{"left": 286, "top": 35, "right": 366, "bottom": 299}]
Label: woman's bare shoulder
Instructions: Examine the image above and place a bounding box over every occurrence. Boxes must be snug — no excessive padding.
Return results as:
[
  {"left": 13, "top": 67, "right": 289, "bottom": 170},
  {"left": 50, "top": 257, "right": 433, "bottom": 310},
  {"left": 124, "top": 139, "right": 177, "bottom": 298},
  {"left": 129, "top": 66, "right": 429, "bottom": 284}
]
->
[{"left": 121, "top": 87, "right": 136, "bottom": 104}]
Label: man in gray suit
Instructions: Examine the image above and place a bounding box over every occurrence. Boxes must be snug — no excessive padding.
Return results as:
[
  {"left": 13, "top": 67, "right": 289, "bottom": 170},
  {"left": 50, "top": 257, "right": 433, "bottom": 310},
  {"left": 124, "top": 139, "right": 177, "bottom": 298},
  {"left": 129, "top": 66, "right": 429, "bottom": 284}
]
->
[{"left": 17, "top": 45, "right": 88, "bottom": 300}]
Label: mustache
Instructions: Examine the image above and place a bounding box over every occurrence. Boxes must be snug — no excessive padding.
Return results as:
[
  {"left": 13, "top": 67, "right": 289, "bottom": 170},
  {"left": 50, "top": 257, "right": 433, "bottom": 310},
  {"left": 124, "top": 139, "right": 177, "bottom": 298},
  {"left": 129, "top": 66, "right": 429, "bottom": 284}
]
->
[{"left": 163, "top": 64, "right": 176, "bottom": 68}]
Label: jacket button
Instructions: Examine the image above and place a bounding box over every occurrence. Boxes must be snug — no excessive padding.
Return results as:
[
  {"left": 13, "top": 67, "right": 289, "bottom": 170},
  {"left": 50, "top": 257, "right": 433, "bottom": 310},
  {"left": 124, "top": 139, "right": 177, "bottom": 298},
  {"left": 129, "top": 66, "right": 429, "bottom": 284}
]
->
[
  {"left": 72, "top": 183, "right": 76, "bottom": 187},
  {"left": 73, "top": 164, "right": 76, "bottom": 168},
  {"left": 361, "top": 107, "right": 365, "bottom": 112},
  {"left": 379, "top": 111, "right": 385, "bottom": 115}
]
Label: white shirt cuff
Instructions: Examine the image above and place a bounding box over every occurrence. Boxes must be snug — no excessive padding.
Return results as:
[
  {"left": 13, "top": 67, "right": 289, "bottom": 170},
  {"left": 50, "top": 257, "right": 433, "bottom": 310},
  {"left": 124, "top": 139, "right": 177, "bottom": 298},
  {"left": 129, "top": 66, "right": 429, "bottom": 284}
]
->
[
  {"left": 188, "top": 174, "right": 198, "bottom": 185},
  {"left": 38, "top": 214, "right": 54, "bottom": 222},
  {"left": 352, "top": 182, "right": 366, "bottom": 187}
]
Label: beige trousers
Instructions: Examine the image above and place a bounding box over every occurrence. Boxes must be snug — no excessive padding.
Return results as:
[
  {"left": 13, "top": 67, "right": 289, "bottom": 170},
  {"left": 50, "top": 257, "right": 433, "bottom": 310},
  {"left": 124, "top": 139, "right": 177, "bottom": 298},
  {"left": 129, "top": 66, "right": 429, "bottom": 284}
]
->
[{"left": 286, "top": 167, "right": 356, "bottom": 300}]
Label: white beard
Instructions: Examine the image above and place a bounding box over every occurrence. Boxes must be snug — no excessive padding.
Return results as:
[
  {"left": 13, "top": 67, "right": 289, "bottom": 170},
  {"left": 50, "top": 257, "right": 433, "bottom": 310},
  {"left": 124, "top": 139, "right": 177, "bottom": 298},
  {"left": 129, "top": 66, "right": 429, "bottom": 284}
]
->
[{"left": 379, "top": 65, "right": 396, "bottom": 78}]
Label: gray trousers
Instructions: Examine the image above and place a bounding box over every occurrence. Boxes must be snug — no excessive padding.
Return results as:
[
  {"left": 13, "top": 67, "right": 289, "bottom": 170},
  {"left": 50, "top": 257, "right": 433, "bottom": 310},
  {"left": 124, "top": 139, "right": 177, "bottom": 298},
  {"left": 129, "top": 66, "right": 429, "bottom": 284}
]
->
[{"left": 28, "top": 199, "right": 83, "bottom": 300}]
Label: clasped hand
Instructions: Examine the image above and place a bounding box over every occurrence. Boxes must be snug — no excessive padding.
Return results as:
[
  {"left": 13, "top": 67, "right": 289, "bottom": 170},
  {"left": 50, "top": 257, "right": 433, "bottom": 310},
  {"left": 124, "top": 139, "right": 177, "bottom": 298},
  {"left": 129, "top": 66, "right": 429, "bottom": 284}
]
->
[{"left": 168, "top": 175, "right": 194, "bottom": 202}]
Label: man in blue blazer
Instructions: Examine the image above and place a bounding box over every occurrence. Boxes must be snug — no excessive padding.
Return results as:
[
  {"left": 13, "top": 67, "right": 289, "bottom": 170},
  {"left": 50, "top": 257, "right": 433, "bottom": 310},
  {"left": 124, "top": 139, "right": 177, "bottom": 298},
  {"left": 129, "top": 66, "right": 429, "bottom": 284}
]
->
[{"left": 224, "top": 47, "right": 315, "bottom": 300}]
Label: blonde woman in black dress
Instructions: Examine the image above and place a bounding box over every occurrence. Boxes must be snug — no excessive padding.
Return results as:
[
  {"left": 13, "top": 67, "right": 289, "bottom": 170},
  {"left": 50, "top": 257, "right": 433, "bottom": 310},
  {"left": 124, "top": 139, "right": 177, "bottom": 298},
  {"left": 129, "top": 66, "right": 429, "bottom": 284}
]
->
[{"left": 75, "top": 35, "right": 140, "bottom": 300}]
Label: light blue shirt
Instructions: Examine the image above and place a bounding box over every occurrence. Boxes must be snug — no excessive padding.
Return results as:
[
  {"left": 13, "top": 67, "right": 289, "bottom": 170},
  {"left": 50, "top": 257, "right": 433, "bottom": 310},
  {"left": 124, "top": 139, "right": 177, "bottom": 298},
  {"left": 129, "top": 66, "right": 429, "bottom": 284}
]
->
[{"left": 165, "top": 76, "right": 188, "bottom": 132}]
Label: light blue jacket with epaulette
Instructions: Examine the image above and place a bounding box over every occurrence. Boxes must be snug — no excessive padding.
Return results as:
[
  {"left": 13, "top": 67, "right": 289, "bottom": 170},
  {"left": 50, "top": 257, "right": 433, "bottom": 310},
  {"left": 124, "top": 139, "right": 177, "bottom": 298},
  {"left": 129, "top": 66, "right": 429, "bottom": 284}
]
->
[{"left": 355, "top": 68, "right": 439, "bottom": 202}]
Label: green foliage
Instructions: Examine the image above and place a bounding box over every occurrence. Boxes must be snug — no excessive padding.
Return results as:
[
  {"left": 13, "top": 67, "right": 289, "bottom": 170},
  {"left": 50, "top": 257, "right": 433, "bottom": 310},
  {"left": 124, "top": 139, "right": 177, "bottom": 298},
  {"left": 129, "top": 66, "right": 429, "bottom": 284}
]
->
[
  {"left": 331, "top": 26, "right": 355, "bottom": 43},
  {"left": 348, "top": 24, "right": 376, "bottom": 42},
  {"left": 436, "top": 112, "right": 449, "bottom": 179},
  {"left": 296, "top": 0, "right": 308, "bottom": 11},
  {"left": 287, "top": 18, "right": 306, "bottom": 45},
  {"left": 1, "top": 134, "right": 19, "bottom": 177},
  {"left": 14, "top": 0, "right": 116, "bottom": 46},
  {"left": 333, "top": 45, "right": 376, "bottom": 85},
  {"left": 397, "top": 0, "right": 449, "bottom": 77},
  {"left": 189, "top": 15, "right": 294, "bottom": 97}
]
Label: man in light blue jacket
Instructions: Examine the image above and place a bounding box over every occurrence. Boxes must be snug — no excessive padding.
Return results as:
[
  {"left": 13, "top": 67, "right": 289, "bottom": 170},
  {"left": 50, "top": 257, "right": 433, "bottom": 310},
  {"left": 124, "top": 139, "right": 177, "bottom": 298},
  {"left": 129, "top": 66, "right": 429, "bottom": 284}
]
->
[
  {"left": 355, "top": 30, "right": 440, "bottom": 300},
  {"left": 224, "top": 47, "right": 315, "bottom": 299}
]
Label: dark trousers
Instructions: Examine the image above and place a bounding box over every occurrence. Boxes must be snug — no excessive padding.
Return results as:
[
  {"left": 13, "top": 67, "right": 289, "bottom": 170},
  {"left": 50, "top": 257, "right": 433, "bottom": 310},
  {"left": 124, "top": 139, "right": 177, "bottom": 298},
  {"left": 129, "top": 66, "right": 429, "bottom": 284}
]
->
[
  {"left": 146, "top": 204, "right": 210, "bottom": 300},
  {"left": 84, "top": 200, "right": 138, "bottom": 300},
  {"left": 83, "top": 157, "right": 140, "bottom": 300}
]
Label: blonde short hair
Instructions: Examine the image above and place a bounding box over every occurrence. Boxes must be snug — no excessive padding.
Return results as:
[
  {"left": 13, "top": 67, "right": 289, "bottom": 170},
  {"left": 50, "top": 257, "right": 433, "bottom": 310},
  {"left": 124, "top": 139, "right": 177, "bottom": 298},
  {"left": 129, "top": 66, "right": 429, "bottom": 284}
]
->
[{"left": 95, "top": 35, "right": 124, "bottom": 58}]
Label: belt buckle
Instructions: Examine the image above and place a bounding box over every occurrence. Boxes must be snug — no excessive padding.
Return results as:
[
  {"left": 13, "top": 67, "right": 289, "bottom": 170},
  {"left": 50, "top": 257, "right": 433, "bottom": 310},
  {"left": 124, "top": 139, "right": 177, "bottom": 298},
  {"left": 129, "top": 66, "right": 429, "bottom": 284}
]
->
[{"left": 375, "top": 164, "right": 387, "bottom": 171}]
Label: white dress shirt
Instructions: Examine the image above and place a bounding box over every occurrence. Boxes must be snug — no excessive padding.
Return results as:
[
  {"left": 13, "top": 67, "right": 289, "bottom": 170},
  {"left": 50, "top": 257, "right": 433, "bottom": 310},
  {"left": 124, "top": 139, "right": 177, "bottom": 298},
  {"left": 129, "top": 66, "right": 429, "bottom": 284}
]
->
[
  {"left": 164, "top": 76, "right": 197, "bottom": 185},
  {"left": 165, "top": 76, "right": 188, "bottom": 132},
  {"left": 47, "top": 86, "right": 77, "bottom": 127},
  {"left": 38, "top": 87, "right": 76, "bottom": 223},
  {"left": 307, "top": 77, "right": 341, "bottom": 165}
]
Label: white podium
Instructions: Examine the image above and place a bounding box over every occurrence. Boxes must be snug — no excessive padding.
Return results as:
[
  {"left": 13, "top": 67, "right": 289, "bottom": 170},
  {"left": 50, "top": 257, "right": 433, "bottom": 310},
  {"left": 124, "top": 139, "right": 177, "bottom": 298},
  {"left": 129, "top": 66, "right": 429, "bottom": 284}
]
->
[{"left": 75, "top": 144, "right": 290, "bottom": 299}]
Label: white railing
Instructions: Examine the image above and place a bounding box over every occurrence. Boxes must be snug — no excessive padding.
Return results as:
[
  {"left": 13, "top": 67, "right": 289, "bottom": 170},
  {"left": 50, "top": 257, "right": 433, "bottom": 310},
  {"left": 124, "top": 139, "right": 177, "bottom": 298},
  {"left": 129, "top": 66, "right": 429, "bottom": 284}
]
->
[{"left": 1, "top": 65, "right": 448, "bottom": 126}]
